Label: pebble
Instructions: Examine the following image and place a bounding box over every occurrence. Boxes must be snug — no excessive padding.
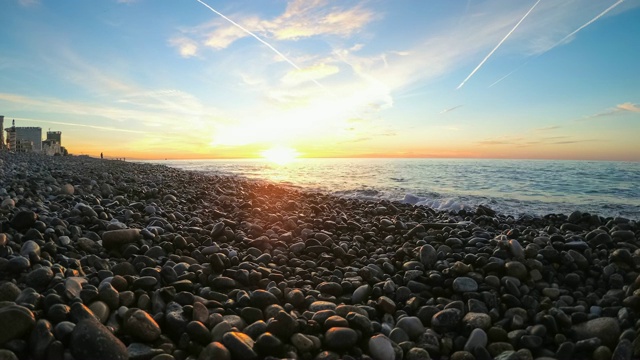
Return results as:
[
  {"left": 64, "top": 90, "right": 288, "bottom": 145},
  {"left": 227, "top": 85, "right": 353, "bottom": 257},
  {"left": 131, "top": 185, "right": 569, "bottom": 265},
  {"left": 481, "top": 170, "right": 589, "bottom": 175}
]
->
[
  {"left": 222, "top": 331, "right": 258, "bottom": 360},
  {"left": 125, "top": 309, "right": 161, "bottom": 342},
  {"left": 324, "top": 327, "right": 358, "bottom": 351},
  {"left": 452, "top": 277, "right": 478, "bottom": 292},
  {"left": 199, "top": 342, "right": 231, "bottom": 360},
  {"left": 572, "top": 317, "right": 621, "bottom": 348},
  {"left": 369, "top": 334, "right": 395, "bottom": 360},
  {"left": 396, "top": 316, "right": 425, "bottom": 340},
  {"left": 70, "top": 319, "right": 127, "bottom": 360},
  {"left": 101, "top": 229, "right": 140, "bottom": 249},
  {"left": 0, "top": 305, "right": 36, "bottom": 345}
]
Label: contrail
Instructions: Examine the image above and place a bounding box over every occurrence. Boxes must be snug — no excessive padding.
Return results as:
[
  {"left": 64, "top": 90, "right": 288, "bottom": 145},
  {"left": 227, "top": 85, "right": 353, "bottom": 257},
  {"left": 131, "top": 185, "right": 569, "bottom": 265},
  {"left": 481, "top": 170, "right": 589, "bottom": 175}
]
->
[
  {"left": 549, "top": 0, "right": 624, "bottom": 51},
  {"left": 440, "top": 105, "right": 463, "bottom": 114},
  {"left": 195, "top": 0, "right": 325, "bottom": 90},
  {"left": 457, "top": 0, "right": 541, "bottom": 90},
  {"left": 488, "top": 60, "right": 530, "bottom": 88},
  {"left": 14, "top": 117, "right": 146, "bottom": 134},
  {"left": 489, "top": 0, "right": 624, "bottom": 88}
]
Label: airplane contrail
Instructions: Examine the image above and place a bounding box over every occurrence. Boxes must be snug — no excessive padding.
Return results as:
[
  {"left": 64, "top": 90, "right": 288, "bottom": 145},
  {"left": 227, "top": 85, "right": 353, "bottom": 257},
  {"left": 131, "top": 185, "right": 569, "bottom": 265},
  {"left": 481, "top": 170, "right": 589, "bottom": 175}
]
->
[
  {"left": 14, "top": 117, "right": 146, "bottom": 134},
  {"left": 549, "top": 0, "right": 624, "bottom": 51},
  {"left": 489, "top": 0, "right": 624, "bottom": 88},
  {"left": 440, "top": 105, "right": 463, "bottom": 114},
  {"left": 194, "top": 0, "right": 325, "bottom": 90},
  {"left": 457, "top": 0, "right": 541, "bottom": 90}
]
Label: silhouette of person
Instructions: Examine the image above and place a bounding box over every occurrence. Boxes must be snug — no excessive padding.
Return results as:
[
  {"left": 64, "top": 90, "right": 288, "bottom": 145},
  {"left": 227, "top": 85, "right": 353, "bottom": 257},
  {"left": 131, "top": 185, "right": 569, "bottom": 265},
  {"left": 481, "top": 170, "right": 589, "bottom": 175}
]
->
[{"left": 100, "top": 152, "right": 103, "bottom": 159}]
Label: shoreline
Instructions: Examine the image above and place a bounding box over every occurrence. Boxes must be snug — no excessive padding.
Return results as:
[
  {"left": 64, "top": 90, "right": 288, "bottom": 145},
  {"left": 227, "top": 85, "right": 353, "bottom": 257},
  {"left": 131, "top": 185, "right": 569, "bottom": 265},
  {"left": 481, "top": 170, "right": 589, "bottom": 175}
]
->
[
  {"left": 1, "top": 152, "right": 639, "bottom": 359},
  {"left": 140, "top": 158, "right": 640, "bottom": 222}
]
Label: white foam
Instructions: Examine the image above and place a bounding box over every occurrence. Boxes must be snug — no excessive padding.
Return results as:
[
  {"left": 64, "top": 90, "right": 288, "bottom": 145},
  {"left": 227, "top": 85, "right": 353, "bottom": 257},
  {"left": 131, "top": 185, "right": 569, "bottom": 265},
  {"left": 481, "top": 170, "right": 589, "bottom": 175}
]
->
[{"left": 402, "top": 193, "right": 473, "bottom": 212}]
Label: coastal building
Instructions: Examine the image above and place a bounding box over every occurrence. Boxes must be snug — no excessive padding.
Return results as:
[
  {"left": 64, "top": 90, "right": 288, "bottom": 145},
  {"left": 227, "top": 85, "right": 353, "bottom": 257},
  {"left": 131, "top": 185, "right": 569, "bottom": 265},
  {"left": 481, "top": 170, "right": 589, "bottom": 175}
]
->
[
  {"left": 0, "top": 115, "right": 4, "bottom": 149},
  {"left": 4, "top": 120, "right": 43, "bottom": 152},
  {"left": 47, "top": 130, "right": 62, "bottom": 144},
  {"left": 42, "top": 139, "right": 62, "bottom": 156}
]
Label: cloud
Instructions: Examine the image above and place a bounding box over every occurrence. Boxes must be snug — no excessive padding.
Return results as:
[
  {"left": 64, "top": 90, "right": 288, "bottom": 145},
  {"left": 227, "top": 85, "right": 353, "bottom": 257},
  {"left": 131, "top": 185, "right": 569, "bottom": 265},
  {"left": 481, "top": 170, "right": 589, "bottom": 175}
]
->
[
  {"left": 183, "top": 0, "right": 377, "bottom": 54},
  {"left": 281, "top": 63, "right": 339, "bottom": 86},
  {"left": 169, "top": 37, "right": 199, "bottom": 58},
  {"left": 268, "top": 1, "right": 377, "bottom": 41},
  {"left": 203, "top": 20, "right": 253, "bottom": 50},
  {"left": 585, "top": 102, "right": 640, "bottom": 119},
  {"left": 617, "top": 102, "right": 640, "bottom": 112},
  {"left": 18, "top": 0, "right": 39, "bottom": 7},
  {"left": 477, "top": 134, "right": 598, "bottom": 147}
]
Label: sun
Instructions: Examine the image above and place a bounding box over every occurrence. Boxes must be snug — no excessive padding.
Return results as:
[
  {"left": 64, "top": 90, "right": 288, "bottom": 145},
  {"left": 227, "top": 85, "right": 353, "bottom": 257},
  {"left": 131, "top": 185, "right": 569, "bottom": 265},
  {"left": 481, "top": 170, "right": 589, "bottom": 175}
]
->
[{"left": 261, "top": 146, "right": 299, "bottom": 165}]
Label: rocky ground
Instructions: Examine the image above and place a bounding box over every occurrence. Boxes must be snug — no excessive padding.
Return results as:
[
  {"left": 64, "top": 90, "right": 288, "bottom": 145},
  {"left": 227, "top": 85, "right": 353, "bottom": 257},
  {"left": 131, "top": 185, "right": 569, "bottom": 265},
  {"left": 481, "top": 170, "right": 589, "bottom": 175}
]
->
[{"left": 0, "top": 152, "right": 639, "bottom": 360}]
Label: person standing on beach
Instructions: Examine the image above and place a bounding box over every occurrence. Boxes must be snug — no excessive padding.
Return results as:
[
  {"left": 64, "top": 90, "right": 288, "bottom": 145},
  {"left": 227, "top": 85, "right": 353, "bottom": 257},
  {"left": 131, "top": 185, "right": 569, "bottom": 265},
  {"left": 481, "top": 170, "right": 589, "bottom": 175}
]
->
[{"left": 100, "top": 152, "right": 103, "bottom": 159}]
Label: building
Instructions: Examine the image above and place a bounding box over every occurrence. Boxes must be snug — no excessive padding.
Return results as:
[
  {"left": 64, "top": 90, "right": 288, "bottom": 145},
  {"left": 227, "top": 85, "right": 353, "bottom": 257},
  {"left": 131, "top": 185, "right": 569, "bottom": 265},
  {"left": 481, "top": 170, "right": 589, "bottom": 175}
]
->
[
  {"left": 42, "top": 139, "right": 62, "bottom": 156},
  {"left": 47, "top": 131, "right": 62, "bottom": 144},
  {"left": 4, "top": 120, "right": 42, "bottom": 152},
  {"left": 0, "top": 115, "right": 4, "bottom": 149}
]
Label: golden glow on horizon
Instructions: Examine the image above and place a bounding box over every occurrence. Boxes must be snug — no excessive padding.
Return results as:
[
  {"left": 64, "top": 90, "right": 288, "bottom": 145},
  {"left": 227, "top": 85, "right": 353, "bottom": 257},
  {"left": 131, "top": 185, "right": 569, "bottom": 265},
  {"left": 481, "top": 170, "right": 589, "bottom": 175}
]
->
[{"left": 261, "top": 146, "right": 300, "bottom": 165}]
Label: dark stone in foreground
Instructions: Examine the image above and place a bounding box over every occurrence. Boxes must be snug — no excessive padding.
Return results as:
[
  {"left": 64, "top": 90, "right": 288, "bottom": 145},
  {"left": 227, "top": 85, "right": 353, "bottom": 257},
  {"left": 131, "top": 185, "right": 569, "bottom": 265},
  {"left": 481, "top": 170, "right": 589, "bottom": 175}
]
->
[
  {"left": 70, "top": 319, "right": 127, "bottom": 360},
  {"left": 0, "top": 305, "right": 35, "bottom": 345}
]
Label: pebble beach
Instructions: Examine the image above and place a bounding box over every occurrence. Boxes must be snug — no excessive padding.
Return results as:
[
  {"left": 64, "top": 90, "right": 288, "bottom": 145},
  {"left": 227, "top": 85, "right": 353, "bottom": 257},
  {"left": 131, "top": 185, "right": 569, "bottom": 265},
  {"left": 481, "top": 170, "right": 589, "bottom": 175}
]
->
[{"left": 1, "top": 152, "right": 639, "bottom": 360}]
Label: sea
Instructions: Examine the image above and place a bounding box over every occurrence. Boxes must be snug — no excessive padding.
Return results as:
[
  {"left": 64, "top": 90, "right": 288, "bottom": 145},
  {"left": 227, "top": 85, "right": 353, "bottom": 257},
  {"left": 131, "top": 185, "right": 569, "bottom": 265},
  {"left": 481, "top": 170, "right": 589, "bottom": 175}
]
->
[{"left": 143, "top": 158, "right": 640, "bottom": 220}]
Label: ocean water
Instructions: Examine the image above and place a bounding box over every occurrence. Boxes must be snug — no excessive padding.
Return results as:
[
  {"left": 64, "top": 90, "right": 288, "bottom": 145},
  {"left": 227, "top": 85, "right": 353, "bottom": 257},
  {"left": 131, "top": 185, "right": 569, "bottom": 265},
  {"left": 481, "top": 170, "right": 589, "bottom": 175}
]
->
[{"left": 144, "top": 158, "right": 640, "bottom": 220}]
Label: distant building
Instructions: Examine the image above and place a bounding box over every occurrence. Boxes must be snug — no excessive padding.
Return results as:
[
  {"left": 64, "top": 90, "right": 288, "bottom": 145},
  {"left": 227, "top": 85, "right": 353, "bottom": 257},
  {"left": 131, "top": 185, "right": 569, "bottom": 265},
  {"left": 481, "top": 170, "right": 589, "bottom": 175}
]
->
[
  {"left": 0, "top": 115, "right": 4, "bottom": 149},
  {"left": 4, "top": 120, "right": 42, "bottom": 152},
  {"left": 47, "top": 131, "right": 62, "bottom": 144},
  {"left": 43, "top": 139, "right": 62, "bottom": 156}
]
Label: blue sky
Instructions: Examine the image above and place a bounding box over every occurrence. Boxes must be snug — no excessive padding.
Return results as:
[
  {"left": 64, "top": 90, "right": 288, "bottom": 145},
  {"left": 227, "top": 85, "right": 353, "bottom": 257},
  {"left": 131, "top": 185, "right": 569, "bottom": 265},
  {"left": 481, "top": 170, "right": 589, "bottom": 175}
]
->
[{"left": 1, "top": 0, "right": 639, "bottom": 160}]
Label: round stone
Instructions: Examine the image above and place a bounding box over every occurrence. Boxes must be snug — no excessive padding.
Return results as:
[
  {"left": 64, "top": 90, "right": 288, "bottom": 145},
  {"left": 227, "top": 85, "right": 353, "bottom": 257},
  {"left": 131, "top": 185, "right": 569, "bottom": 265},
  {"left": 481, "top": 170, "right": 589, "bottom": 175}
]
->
[
  {"left": 291, "top": 333, "right": 315, "bottom": 352},
  {"left": 250, "top": 289, "right": 279, "bottom": 308},
  {"left": 0, "top": 305, "right": 36, "bottom": 345},
  {"left": 101, "top": 229, "right": 140, "bottom": 249},
  {"left": 432, "top": 309, "right": 462, "bottom": 331},
  {"left": 396, "top": 316, "right": 425, "bottom": 340},
  {"left": 452, "top": 277, "right": 478, "bottom": 293},
  {"left": 324, "top": 327, "right": 358, "bottom": 351},
  {"left": 571, "top": 317, "right": 620, "bottom": 348},
  {"left": 199, "top": 342, "right": 231, "bottom": 360},
  {"left": 70, "top": 319, "right": 127, "bottom": 360},
  {"left": 419, "top": 244, "right": 437, "bottom": 268},
  {"left": 222, "top": 331, "right": 258, "bottom": 360},
  {"left": 504, "top": 261, "right": 528, "bottom": 280},
  {"left": 368, "top": 334, "right": 395, "bottom": 360},
  {"left": 125, "top": 309, "right": 161, "bottom": 342},
  {"left": 352, "top": 285, "right": 371, "bottom": 304}
]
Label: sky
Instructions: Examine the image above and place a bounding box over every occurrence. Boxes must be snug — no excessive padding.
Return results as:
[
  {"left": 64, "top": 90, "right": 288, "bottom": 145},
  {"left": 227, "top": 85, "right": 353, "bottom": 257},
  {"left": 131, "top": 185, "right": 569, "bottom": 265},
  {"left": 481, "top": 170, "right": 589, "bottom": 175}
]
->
[{"left": 1, "top": 0, "right": 639, "bottom": 161}]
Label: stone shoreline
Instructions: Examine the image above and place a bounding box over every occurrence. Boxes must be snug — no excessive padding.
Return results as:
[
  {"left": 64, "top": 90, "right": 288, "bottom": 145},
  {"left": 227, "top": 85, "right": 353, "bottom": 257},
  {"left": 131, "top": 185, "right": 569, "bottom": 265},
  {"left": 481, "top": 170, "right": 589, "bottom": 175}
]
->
[{"left": 0, "top": 152, "right": 639, "bottom": 360}]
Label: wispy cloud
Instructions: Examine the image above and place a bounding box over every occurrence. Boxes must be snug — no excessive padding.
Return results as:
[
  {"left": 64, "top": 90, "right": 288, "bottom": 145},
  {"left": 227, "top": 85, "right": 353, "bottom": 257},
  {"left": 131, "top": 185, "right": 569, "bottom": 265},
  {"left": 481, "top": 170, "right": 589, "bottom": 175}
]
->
[
  {"left": 168, "top": 37, "right": 199, "bottom": 58},
  {"left": 18, "top": 0, "right": 39, "bottom": 7},
  {"left": 281, "top": 63, "right": 339, "bottom": 86},
  {"left": 536, "top": 125, "right": 561, "bottom": 131},
  {"left": 478, "top": 134, "right": 597, "bottom": 147},
  {"left": 439, "top": 105, "right": 463, "bottom": 114},
  {"left": 585, "top": 102, "right": 640, "bottom": 119},
  {"left": 191, "top": 0, "right": 377, "bottom": 52}
]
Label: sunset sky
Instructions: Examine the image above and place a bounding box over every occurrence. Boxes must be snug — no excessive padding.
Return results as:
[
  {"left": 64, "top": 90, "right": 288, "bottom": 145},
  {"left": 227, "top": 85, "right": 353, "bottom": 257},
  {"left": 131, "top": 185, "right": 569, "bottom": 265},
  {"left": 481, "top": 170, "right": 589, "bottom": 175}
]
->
[{"left": 1, "top": 0, "right": 639, "bottom": 160}]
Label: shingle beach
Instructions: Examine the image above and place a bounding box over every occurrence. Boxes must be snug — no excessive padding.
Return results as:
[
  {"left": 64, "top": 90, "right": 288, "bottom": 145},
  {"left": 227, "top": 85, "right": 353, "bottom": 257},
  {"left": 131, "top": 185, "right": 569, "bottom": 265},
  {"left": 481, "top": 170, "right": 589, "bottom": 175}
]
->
[{"left": 1, "top": 152, "right": 639, "bottom": 360}]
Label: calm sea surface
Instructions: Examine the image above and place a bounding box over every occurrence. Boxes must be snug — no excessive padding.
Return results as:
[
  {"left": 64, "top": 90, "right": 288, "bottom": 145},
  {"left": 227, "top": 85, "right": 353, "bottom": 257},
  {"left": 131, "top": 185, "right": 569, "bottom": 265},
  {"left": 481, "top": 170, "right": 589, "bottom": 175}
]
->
[{"left": 143, "top": 158, "right": 640, "bottom": 220}]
